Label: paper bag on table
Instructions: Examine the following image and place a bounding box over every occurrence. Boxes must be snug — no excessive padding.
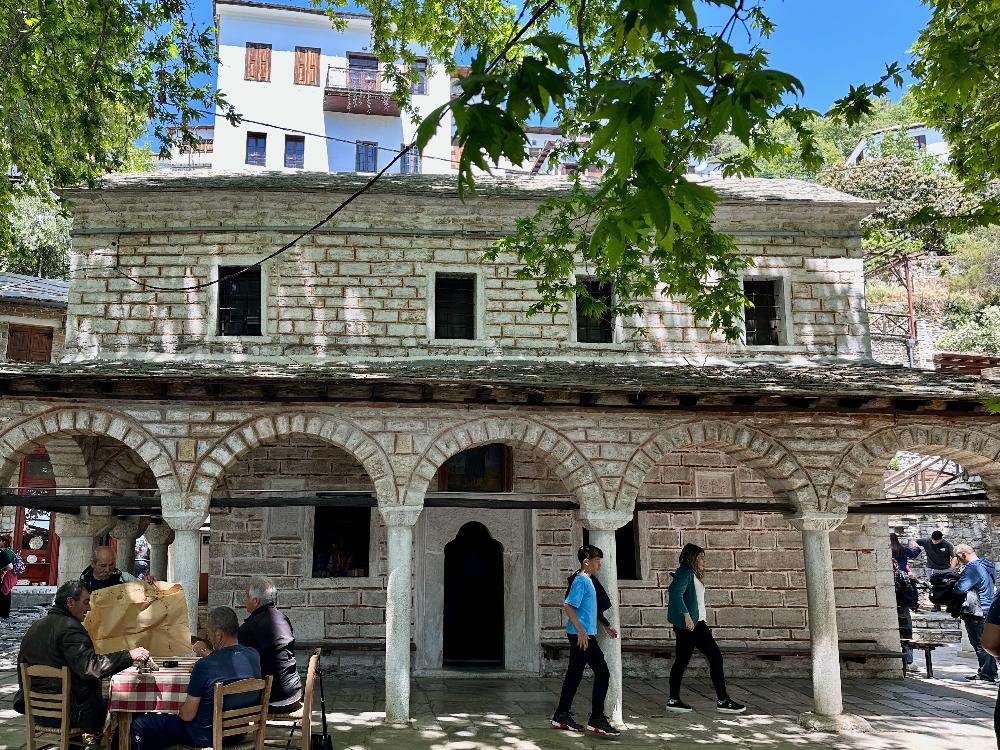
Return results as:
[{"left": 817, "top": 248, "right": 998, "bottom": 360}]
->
[{"left": 84, "top": 581, "right": 193, "bottom": 657}]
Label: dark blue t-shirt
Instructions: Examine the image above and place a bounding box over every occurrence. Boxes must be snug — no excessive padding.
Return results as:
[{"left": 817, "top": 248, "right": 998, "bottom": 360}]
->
[
  {"left": 186, "top": 644, "right": 262, "bottom": 746},
  {"left": 987, "top": 598, "right": 1000, "bottom": 626}
]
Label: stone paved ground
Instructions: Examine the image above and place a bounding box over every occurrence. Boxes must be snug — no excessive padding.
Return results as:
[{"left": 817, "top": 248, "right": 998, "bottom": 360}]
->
[{"left": 0, "top": 606, "right": 995, "bottom": 749}]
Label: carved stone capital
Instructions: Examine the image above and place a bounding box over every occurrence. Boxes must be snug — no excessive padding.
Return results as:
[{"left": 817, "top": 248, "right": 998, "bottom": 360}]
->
[
  {"left": 112, "top": 517, "right": 149, "bottom": 540},
  {"left": 578, "top": 509, "right": 634, "bottom": 532},
  {"left": 788, "top": 512, "right": 847, "bottom": 533},
  {"left": 161, "top": 512, "right": 208, "bottom": 532},
  {"left": 142, "top": 522, "right": 175, "bottom": 546},
  {"left": 55, "top": 509, "right": 115, "bottom": 539},
  {"left": 379, "top": 506, "right": 422, "bottom": 528}
]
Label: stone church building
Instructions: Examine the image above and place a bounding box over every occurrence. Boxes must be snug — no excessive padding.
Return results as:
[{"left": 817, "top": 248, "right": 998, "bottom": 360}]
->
[{"left": 0, "top": 172, "right": 995, "bottom": 729}]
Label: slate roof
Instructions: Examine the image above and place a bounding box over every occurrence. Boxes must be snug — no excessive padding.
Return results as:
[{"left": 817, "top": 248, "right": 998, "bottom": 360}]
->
[
  {"left": 0, "top": 358, "right": 988, "bottom": 401},
  {"left": 0, "top": 273, "right": 69, "bottom": 308},
  {"left": 68, "top": 171, "right": 875, "bottom": 207}
]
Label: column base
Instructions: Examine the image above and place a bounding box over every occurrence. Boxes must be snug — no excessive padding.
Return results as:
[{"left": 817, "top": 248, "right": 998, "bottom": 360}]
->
[{"left": 797, "top": 711, "right": 873, "bottom": 733}]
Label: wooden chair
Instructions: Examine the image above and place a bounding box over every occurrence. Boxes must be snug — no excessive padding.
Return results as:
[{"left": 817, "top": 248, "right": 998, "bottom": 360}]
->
[
  {"left": 20, "top": 664, "right": 83, "bottom": 750},
  {"left": 265, "top": 649, "right": 320, "bottom": 750},
  {"left": 185, "top": 675, "right": 273, "bottom": 750}
]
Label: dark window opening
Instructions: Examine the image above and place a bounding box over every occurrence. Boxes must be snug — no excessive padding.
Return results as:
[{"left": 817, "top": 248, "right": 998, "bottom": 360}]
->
[
  {"left": 743, "top": 278, "right": 782, "bottom": 346},
  {"left": 439, "top": 444, "right": 512, "bottom": 493},
  {"left": 400, "top": 144, "right": 421, "bottom": 174},
  {"left": 284, "top": 135, "right": 305, "bottom": 168},
  {"left": 576, "top": 277, "right": 614, "bottom": 344},
  {"left": 915, "top": 134, "right": 927, "bottom": 150},
  {"left": 582, "top": 513, "right": 641, "bottom": 580},
  {"left": 434, "top": 273, "right": 476, "bottom": 340},
  {"left": 312, "top": 506, "right": 370, "bottom": 577},
  {"left": 356, "top": 141, "right": 378, "bottom": 172},
  {"left": 245, "top": 132, "right": 267, "bottom": 166},
  {"left": 218, "top": 265, "right": 263, "bottom": 336}
]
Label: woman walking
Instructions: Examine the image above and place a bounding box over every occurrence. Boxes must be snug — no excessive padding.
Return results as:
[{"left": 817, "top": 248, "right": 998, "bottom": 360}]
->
[
  {"left": 665, "top": 543, "right": 745, "bottom": 714},
  {"left": 0, "top": 534, "right": 16, "bottom": 626}
]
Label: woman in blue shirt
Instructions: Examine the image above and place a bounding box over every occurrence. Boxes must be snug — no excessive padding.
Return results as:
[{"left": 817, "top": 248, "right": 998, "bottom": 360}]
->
[{"left": 891, "top": 533, "right": 921, "bottom": 573}]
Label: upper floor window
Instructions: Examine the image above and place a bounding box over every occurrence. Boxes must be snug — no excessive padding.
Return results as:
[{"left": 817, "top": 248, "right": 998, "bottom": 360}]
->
[
  {"left": 347, "top": 53, "right": 379, "bottom": 90},
  {"left": 356, "top": 141, "right": 378, "bottom": 172},
  {"left": 410, "top": 58, "right": 428, "bottom": 95},
  {"left": 218, "top": 266, "right": 263, "bottom": 336},
  {"left": 244, "top": 42, "right": 272, "bottom": 82},
  {"left": 284, "top": 135, "right": 305, "bottom": 168},
  {"left": 439, "top": 444, "right": 512, "bottom": 493},
  {"left": 6, "top": 324, "right": 53, "bottom": 363},
  {"left": 575, "top": 276, "right": 614, "bottom": 344},
  {"left": 294, "top": 46, "right": 320, "bottom": 86},
  {"left": 245, "top": 132, "right": 266, "bottom": 166},
  {"left": 915, "top": 134, "right": 927, "bottom": 150},
  {"left": 400, "top": 144, "right": 421, "bottom": 174},
  {"left": 743, "top": 278, "right": 784, "bottom": 346},
  {"left": 434, "top": 273, "right": 476, "bottom": 340}
]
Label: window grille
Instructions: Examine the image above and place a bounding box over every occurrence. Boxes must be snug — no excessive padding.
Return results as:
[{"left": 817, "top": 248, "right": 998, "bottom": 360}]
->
[
  {"left": 743, "top": 278, "right": 783, "bottom": 346},
  {"left": 434, "top": 274, "right": 476, "bottom": 339},
  {"left": 576, "top": 277, "right": 614, "bottom": 343},
  {"left": 217, "top": 266, "right": 263, "bottom": 336}
]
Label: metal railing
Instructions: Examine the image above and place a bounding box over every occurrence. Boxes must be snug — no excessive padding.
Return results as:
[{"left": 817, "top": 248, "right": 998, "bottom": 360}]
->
[{"left": 325, "top": 64, "right": 394, "bottom": 94}]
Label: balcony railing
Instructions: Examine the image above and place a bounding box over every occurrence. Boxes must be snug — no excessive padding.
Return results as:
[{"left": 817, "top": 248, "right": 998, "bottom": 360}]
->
[{"left": 324, "top": 65, "right": 400, "bottom": 117}]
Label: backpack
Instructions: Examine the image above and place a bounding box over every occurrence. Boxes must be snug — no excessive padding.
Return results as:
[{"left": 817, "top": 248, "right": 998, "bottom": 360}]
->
[{"left": 11, "top": 552, "right": 25, "bottom": 576}]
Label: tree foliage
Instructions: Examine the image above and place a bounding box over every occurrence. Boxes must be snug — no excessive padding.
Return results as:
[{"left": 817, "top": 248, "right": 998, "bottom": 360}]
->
[{"left": 0, "top": 194, "right": 72, "bottom": 278}]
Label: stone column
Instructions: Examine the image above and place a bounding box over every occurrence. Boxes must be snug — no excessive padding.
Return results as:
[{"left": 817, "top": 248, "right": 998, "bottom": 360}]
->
[
  {"left": 111, "top": 517, "right": 149, "bottom": 575},
  {"left": 55, "top": 510, "right": 115, "bottom": 584},
  {"left": 579, "top": 509, "right": 633, "bottom": 726},
  {"left": 142, "top": 522, "right": 174, "bottom": 581},
  {"left": 380, "top": 506, "right": 421, "bottom": 726},
  {"left": 792, "top": 512, "right": 872, "bottom": 733},
  {"left": 161, "top": 512, "right": 206, "bottom": 635}
]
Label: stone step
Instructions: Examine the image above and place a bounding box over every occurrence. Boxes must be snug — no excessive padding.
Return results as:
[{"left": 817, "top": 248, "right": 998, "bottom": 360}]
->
[{"left": 911, "top": 610, "right": 962, "bottom": 643}]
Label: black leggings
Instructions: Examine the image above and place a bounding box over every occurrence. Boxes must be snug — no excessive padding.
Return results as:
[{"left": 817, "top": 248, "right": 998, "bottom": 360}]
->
[
  {"left": 0, "top": 590, "right": 11, "bottom": 619},
  {"left": 556, "top": 634, "right": 610, "bottom": 722},
  {"left": 670, "top": 621, "right": 728, "bottom": 701}
]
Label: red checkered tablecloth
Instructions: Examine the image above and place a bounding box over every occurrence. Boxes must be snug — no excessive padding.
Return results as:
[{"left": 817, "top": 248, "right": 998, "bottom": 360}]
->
[{"left": 108, "top": 659, "right": 200, "bottom": 714}]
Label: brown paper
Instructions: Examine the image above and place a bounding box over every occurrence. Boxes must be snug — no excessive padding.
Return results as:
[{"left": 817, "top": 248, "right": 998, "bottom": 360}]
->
[{"left": 84, "top": 581, "right": 193, "bottom": 657}]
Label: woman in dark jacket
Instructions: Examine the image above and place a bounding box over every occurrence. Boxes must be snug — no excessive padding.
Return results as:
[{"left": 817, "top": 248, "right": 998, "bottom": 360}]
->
[
  {"left": 665, "top": 543, "right": 744, "bottom": 714},
  {"left": 0, "top": 533, "right": 16, "bottom": 625}
]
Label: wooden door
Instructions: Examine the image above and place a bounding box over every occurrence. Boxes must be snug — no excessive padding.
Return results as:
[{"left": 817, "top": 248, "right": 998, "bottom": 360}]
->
[
  {"left": 15, "top": 449, "right": 58, "bottom": 586},
  {"left": 7, "top": 325, "right": 53, "bottom": 363}
]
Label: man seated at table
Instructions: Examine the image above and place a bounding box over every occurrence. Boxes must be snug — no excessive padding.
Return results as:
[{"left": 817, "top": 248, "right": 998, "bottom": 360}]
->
[
  {"left": 80, "top": 546, "right": 146, "bottom": 591},
  {"left": 239, "top": 578, "right": 302, "bottom": 714},
  {"left": 130, "top": 606, "right": 261, "bottom": 750},
  {"left": 15, "top": 580, "right": 148, "bottom": 739}
]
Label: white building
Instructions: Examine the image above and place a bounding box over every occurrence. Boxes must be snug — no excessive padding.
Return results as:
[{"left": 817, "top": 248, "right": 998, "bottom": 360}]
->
[
  {"left": 845, "top": 123, "right": 949, "bottom": 165},
  {"left": 208, "top": 0, "right": 453, "bottom": 174}
]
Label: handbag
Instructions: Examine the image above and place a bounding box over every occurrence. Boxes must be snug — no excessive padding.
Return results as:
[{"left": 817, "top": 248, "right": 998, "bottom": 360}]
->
[
  {"left": 1, "top": 569, "right": 17, "bottom": 595},
  {"left": 310, "top": 654, "right": 333, "bottom": 750}
]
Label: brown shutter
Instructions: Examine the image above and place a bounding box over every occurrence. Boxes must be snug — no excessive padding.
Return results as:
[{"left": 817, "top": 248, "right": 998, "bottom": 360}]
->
[
  {"left": 307, "top": 47, "right": 319, "bottom": 85},
  {"left": 245, "top": 43, "right": 271, "bottom": 81},
  {"left": 7, "top": 325, "right": 53, "bottom": 363},
  {"left": 245, "top": 43, "right": 257, "bottom": 80},
  {"left": 260, "top": 44, "right": 271, "bottom": 81},
  {"left": 294, "top": 47, "right": 306, "bottom": 84}
]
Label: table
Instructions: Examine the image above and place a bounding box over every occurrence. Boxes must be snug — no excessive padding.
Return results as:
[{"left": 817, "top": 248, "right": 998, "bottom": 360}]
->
[{"left": 108, "top": 659, "right": 199, "bottom": 750}]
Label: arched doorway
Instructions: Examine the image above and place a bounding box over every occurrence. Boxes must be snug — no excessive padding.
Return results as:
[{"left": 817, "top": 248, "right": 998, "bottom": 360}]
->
[{"left": 443, "top": 522, "right": 503, "bottom": 668}]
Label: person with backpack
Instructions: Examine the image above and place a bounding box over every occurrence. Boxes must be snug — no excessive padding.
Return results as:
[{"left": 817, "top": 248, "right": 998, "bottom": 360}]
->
[
  {"left": 893, "top": 559, "right": 919, "bottom": 671},
  {"left": 954, "top": 544, "right": 998, "bottom": 683}
]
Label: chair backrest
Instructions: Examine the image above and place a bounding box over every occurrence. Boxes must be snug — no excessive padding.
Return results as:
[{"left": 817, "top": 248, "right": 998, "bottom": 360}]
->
[
  {"left": 299, "top": 650, "right": 321, "bottom": 750},
  {"left": 20, "top": 664, "right": 72, "bottom": 750},
  {"left": 212, "top": 675, "right": 272, "bottom": 750}
]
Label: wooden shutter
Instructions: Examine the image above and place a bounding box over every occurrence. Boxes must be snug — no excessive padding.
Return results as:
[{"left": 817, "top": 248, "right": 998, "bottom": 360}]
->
[
  {"left": 245, "top": 43, "right": 271, "bottom": 81},
  {"left": 7, "top": 325, "right": 53, "bottom": 363},
  {"left": 294, "top": 47, "right": 319, "bottom": 85}
]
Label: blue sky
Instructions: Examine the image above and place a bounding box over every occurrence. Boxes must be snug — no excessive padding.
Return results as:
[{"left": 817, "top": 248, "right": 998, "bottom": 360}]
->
[{"left": 179, "top": 0, "right": 931, "bottom": 126}]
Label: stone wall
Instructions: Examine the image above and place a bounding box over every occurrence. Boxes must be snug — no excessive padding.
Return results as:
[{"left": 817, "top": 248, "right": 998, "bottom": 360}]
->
[
  {"left": 0, "top": 301, "right": 66, "bottom": 363},
  {"left": 888, "top": 513, "right": 1000, "bottom": 578},
  {"left": 61, "top": 175, "right": 871, "bottom": 363}
]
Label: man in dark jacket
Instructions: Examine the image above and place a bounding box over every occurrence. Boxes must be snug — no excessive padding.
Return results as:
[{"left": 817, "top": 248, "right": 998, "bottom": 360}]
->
[
  {"left": 238, "top": 578, "right": 302, "bottom": 713},
  {"left": 79, "top": 546, "right": 141, "bottom": 591},
  {"left": 16, "top": 580, "right": 148, "bottom": 735}
]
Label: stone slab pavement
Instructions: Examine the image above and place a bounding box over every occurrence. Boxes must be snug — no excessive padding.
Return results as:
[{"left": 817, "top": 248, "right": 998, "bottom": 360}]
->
[{"left": 0, "top": 606, "right": 995, "bottom": 749}]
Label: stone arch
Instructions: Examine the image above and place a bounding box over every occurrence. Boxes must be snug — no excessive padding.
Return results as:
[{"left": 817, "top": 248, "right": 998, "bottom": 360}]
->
[
  {"left": 189, "top": 412, "right": 398, "bottom": 506},
  {"left": 829, "top": 423, "right": 1000, "bottom": 509},
  {"left": 0, "top": 408, "right": 181, "bottom": 498},
  {"left": 616, "top": 419, "right": 820, "bottom": 513},
  {"left": 403, "top": 416, "right": 606, "bottom": 510}
]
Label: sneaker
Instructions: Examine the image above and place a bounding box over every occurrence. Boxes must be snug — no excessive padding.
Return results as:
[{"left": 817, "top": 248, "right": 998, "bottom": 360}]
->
[
  {"left": 717, "top": 698, "right": 746, "bottom": 714},
  {"left": 550, "top": 711, "right": 583, "bottom": 732},
  {"left": 665, "top": 698, "right": 693, "bottom": 713},
  {"left": 586, "top": 715, "right": 621, "bottom": 737}
]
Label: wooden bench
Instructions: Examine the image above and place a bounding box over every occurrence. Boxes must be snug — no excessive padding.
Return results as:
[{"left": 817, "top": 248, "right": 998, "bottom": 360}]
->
[
  {"left": 542, "top": 640, "right": 906, "bottom": 675},
  {"left": 902, "top": 639, "right": 948, "bottom": 677}
]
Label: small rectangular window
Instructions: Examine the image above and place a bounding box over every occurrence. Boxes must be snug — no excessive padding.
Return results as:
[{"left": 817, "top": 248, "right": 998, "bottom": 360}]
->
[
  {"left": 915, "top": 134, "right": 927, "bottom": 150},
  {"left": 218, "top": 266, "right": 263, "bottom": 336},
  {"left": 439, "top": 444, "right": 512, "bottom": 492},
  {"left": 244, "top": 42, "right": 272, "bottom": 82},
  {"left": 576, "top": 277, "right": 614, "bottom": 344},
  {"left": 355, "top": 141, "right": 378, "bottom": 172},
  {"left": 313, "top": 507, "right": 370, "bottom": 578},
  {"left": 245, "top": 132, "right": 267, "bottom": 166},
  {"left": 6, "top": 324, "right": 53, "bottom": 363},
  {"left": 410, "top": 58, "right": 428, "bottom": 95},
  {"left": 284, "top": 135, "right": 305, "bottom": 168},
  {"left": 434, "top": 273, "right": 476, "bottom": 340},
  {"left": 400, "top": 144, "right": 421, "bottom": 174},
  {"left": 582, "top": 512, "right": 641, "bottom": 580},
  {"left": 743, "top": 278, "right": 783, "bottom": 346},
  {"left": 294, "top": 46, "right": 320, "bottom": 86}
]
